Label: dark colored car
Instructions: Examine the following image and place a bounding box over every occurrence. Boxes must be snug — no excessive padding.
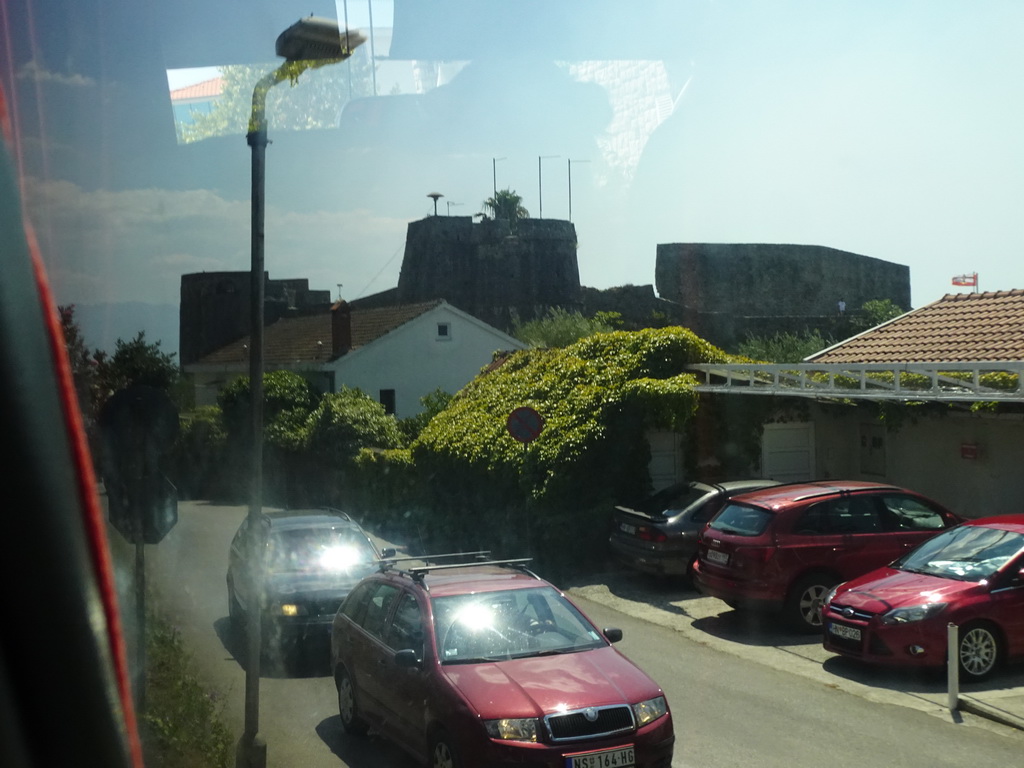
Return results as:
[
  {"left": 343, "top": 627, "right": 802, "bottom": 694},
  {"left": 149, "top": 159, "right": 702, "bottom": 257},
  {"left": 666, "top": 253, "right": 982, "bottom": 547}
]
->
[
  {"left": 226, "top": 508, "right": 386, "bottom": 659},
  {"left": 692, "top": 481, "right": 962, "bottom": 631},
  {"left": 330, "top": 556, "right": 675, "bottom": 768},
  {"left": 822, "top": 514, "right": 1024, "bottom": 681},
  {"left": 609, "top": 479, "right": 782, "bottom": 579}
]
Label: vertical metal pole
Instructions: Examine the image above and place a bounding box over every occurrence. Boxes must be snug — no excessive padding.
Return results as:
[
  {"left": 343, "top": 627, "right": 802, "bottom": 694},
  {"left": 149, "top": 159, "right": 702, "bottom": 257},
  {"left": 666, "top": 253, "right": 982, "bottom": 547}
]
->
[
  {"left": 367, "top": 0, "right": 377, "bottom": 95},
  {"left": 134, "top": 539, "right": 146, "bottom": 715},
  {"left": 947, "top": 622, "right": 959, "bottom": 713},
  {"left": 238, "top": 70, "right": 276, "bottom": 768},
  {"left": 567, "top": 158, "right": 572, "bottom": 222},
  {"left": 538, "top": 155, "right": 542, "bottom": 219}
]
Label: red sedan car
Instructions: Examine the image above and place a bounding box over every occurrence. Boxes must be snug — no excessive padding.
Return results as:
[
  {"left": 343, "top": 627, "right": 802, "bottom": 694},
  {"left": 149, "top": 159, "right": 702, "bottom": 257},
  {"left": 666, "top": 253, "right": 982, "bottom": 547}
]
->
[
  {"left": 331, "top": 556, "right": 675, "bottom": 768},
  {"left": 822, "top": 515, "right": 1024, "bottom": 680}
]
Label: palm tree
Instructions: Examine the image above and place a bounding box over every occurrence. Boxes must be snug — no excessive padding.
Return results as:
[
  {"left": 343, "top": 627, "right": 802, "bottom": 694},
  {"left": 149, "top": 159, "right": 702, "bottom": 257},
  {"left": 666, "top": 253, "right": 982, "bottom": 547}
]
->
[{"left": 483, "top": 188, "right": 529, "bottom": 231}]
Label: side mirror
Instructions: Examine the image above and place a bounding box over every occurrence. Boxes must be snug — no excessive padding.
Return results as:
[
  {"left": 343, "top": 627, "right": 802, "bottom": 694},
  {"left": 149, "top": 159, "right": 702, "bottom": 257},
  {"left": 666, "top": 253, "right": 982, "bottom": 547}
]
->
[
  {"left": 603, "top": 628, "right": 623, "bottom": 643},
  {"left": 394, "top": 648, "right": 421, "bottom": 668},
  {"left": 381, "top": 547, "right": 397, "bottom": 558}
]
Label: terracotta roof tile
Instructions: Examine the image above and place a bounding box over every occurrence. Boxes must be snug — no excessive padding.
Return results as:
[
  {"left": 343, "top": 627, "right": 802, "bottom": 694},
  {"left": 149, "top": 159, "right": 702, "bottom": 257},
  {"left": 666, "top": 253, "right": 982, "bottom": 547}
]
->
[
  {"left": 196, "top": 300, "right": 442, "bottom": 366},
  {"left": 809, "top": 289, "right": 1024, "bottom": 363},
  {"left": 170, "top": 77, "right": 223, "bottom": 101}
]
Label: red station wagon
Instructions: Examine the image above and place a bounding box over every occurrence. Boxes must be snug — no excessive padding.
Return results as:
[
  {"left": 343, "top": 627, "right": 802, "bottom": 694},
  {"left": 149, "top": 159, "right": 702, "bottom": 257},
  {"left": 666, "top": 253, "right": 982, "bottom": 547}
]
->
[
  {"left": 330, "top": 555, "right": 675, "bottom": 768},
  {"left": 692, "top": 481, "right": 962, "bottom": 631}
]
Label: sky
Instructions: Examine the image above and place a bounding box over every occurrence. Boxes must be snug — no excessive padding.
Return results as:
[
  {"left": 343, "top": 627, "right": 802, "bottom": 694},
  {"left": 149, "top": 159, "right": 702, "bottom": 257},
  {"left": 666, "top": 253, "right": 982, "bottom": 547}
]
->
[{"left": 5, "top": 0, "right": 1024, "bottom": 353}]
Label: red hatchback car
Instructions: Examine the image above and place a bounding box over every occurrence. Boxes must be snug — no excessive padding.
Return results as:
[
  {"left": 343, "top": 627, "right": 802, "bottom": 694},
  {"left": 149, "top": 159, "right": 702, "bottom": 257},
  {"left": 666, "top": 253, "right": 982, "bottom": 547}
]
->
[
  {"left": 330, "top": 556, "right": 675, "bottom": 768},
  {"left": 692, "top": 481, "right": 962, "bottom": 631},
  {"left": 822, "top": 515, "right": 1024, "bottom": 680}
]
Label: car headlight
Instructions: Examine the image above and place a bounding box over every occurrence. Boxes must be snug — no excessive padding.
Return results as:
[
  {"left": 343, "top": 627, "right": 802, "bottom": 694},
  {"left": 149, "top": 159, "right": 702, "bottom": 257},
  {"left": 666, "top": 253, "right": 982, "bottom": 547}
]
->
[
  {"left": 823, "top": 585, "right": 841, "bottom": 608},
  {"left": 483, "top": 718, "right": 539, "bottom": 742},
  {"left": 880, "top": 602, "right": 948, "bottom": 625},
  {"left": 632, "top": 696, "right": 668, "bottom": 726},
  {"left": 276, "top": 603, "right": 307, "bottom": 617}
]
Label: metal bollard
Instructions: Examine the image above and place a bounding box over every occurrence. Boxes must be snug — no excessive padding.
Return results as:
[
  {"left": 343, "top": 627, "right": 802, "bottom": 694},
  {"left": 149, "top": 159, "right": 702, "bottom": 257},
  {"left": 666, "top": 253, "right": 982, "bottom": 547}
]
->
[{"left": 947, "top": 622, "right": 959, "bottom": 713}]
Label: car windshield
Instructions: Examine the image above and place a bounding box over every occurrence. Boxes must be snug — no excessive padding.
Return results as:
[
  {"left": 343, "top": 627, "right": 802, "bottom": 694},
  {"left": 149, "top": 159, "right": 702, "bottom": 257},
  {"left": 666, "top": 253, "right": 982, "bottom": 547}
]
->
[
  {"left": 10, "top": 2, "right": 1024, "bottom": 767},
  {"left": 708, "top": 503, "right": 773, "bottom": 536},
  {"left": 266, "top": 529, "right": 376, "bottom": 573},
  {"left": 432, "top": 587, "right": 606, "bottom": 663},
  {"left": 895, "top": 526, "right": 1024, "bottom": 582}
]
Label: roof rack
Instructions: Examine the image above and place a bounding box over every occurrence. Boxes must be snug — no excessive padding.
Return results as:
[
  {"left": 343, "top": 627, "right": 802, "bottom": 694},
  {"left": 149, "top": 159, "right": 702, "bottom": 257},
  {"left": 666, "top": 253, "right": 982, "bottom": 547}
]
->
[
  {"left": 378, "top": 550, "right": 491, "bottom": 571},
  {"left": 377, "top": 551, "right": 538, "bottom": 584},
  {"left": 408, "top": 557, "right": 534, "bottom": 577}
]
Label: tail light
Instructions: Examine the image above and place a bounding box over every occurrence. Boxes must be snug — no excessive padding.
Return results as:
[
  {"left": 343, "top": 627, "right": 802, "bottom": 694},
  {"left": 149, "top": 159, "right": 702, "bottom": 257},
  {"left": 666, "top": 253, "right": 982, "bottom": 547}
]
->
[{"left": 636, "top": 526, "right": 668, "bottom": 543}]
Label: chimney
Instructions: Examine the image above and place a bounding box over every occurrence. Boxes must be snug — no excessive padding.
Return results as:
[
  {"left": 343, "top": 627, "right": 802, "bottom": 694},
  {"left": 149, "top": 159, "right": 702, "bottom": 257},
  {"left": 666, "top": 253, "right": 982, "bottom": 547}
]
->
[{"left": 331, "top": 300, "right": 352, "bottom": 358}]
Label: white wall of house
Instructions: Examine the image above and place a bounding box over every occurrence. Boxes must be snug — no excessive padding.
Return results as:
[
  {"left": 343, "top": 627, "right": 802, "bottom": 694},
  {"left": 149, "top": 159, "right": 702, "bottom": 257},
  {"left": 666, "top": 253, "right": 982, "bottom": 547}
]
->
[
  {"left": 802, "top": 403, "right": 1024, "bottom": 519},
  {"left": 325, "top": 303, "right": 526, "bottom": 418}
]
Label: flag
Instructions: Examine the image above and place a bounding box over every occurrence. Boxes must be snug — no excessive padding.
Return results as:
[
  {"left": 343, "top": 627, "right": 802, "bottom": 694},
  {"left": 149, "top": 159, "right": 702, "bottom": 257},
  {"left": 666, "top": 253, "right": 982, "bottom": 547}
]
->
[{"left": 952, "top": 273, "right": 977, "bottom": 287}]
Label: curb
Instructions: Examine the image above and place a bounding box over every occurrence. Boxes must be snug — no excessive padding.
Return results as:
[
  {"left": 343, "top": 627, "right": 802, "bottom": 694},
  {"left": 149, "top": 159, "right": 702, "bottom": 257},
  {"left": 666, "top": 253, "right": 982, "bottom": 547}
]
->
[{"left": 959, "top": 696, "right": 1024, "bottom": 732}]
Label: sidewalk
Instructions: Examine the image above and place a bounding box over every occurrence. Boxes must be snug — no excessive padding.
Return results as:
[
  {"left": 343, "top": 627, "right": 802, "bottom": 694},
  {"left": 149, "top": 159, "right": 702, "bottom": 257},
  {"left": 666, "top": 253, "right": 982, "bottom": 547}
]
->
[{"left": 566, "top": 570, "right": 1024, "bottom": 733}]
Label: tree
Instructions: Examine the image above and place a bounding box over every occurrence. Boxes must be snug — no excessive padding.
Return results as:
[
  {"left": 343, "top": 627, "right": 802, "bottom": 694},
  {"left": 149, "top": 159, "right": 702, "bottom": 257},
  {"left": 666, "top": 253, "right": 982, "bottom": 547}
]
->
[
  {"left": 512, "top": 308, "right": 621, "bottom": 348},
  {"left": 852, "top": 299, "right": 906, "bottom": 332},
  {"left": 58, "top": 304, "right": 106, "bottom": 423},
  {"left": 398, "top": 388, "right": 454, "bottom": 443},
  {"left": 305, "top": 387, "right": 403, "bottom": 468},
  {"left": 217, "top": 370, "right": 317, "bottom": 452},
  {"left": 483, "top": 188, "right": 529, "bottom": 231},
  {"left": 96, "top": 332, "right": 179, "bottom": 405},
  {"left": 736, "top": 330, "right": 835, "bottom": 363}
]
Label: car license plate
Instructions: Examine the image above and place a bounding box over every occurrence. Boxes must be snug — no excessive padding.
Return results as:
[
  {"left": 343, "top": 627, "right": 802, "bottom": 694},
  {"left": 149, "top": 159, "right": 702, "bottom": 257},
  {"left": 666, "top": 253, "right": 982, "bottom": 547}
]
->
[
  {"left": 705, "top": 549, "right": 729, "bottom": 565},
  {"left": 828, "top": 622, "right": 861, "bottom": 641},
  {"left": 565, "top": 745, "right": 634, "bottom": 768},
  {"left": 619, "top": 522, "right": 636, "bottom": 535}
]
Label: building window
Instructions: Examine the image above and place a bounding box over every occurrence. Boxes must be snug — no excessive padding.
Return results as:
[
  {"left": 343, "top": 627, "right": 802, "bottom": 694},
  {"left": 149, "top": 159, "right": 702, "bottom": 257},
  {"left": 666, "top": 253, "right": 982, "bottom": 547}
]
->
[
  {"left": 380, "top": 389, "right": 396, "bottom": 415},
  {"left": 436, "top": 322, "right": 451, "bottom": 340}
]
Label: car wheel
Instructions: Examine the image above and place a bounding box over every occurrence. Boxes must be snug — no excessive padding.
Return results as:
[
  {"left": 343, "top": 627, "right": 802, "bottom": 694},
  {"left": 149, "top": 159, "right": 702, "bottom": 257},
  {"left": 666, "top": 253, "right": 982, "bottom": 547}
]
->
[
  {"left": 336, "top": 666, "right": 368, "bottom": 736},
  {"left": 958, "top": 622, "right": 1002, "bottom": 681},
  {"left": 787, "top": 574, "right": 834, "bottom": 633},
  {"left": 429, "top": 729, "right": 460, "bottom": 768}
]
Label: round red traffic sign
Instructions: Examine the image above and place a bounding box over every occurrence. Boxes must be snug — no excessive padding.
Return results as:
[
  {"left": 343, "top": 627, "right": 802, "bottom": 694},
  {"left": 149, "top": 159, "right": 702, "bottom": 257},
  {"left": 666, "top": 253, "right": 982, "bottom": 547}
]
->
[{"left": 506, "top": 406, "right": 544, "bottom": 443}]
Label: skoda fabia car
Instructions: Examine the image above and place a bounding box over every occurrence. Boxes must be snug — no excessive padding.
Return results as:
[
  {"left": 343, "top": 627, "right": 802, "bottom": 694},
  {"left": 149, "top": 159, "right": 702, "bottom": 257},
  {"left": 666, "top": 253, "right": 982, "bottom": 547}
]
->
[
  {"left": 822, "top": 515, "right": 1024, "bottom": 681},
  {"left": 227, "top": 508, "right": 386, "bottom": 659},
  {"left": 330, "top": 557, "right": 674, "bottom": 768}
]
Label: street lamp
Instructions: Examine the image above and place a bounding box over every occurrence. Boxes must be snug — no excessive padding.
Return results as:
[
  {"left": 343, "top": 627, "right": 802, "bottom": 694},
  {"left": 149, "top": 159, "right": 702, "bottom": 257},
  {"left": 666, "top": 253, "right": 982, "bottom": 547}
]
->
[
  {"left": 538, "top": 154, "right": 560, "bottom": 219},
  {"left": 492, "top": 156, "right": 506, "bottom": 200},
  {"left": 567, "top": 158, "right": 590, "bottom": 222},
  {"left": 242, "top": 17, "right": 364, "bottom": 768}
]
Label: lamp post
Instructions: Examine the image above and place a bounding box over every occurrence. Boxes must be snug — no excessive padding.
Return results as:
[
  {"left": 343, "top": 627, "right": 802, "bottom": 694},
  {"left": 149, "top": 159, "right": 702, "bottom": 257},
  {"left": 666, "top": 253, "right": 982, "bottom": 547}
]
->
[
  {"left": 241, "top": 17, "right": 363, "bottom": 768},
  {"left": 538, "top": 154, "right": 559, "bottom": 219},
  {"left": 492, "top": 156, "right": 506, "bottom": 200},
  {"left": 567, "top": 158, "right": 590, "bottom": 222}
]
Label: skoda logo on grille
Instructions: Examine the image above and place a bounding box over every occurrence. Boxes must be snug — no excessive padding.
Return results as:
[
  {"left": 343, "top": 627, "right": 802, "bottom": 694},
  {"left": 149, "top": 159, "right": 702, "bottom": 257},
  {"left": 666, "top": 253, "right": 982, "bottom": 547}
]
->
[
  {"left": 583, "top": 708, "right": 599, "bottom": 722},
  {"left": 842, "top": 607, "right": 855, "bottom": 618}
]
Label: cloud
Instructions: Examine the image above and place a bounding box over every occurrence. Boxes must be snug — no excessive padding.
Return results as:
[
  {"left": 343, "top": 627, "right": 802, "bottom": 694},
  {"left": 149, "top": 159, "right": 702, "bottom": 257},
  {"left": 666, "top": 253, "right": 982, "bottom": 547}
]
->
[
  {"left": 22, "top": 177, "right": 410, "bottom": 307},
  {"left": 17, "top": 60, "right": 96, "bottom": 88}
]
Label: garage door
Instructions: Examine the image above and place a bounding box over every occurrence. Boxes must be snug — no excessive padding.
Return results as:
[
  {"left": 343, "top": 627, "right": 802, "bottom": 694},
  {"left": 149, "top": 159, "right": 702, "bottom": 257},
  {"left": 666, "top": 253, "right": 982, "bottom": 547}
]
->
[{"left": 761, "top": 422, "right": 814, "bottom": 483}]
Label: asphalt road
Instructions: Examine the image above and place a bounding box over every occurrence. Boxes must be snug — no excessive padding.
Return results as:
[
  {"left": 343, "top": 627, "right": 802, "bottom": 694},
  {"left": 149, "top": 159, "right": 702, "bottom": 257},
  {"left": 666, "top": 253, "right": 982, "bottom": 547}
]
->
[{"left": 116, "top": 501, "right": 1024, "bottom": 768}]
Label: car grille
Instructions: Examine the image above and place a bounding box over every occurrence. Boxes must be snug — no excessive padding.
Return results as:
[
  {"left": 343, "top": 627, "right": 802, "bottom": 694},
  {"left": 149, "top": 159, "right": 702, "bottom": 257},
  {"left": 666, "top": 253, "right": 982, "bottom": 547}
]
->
[
  {"left": 544, "top": 705, "right": 635, "bottom": 743},
  {"left": 829, "top": 603, "right": 875, "bottom": 622}
]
